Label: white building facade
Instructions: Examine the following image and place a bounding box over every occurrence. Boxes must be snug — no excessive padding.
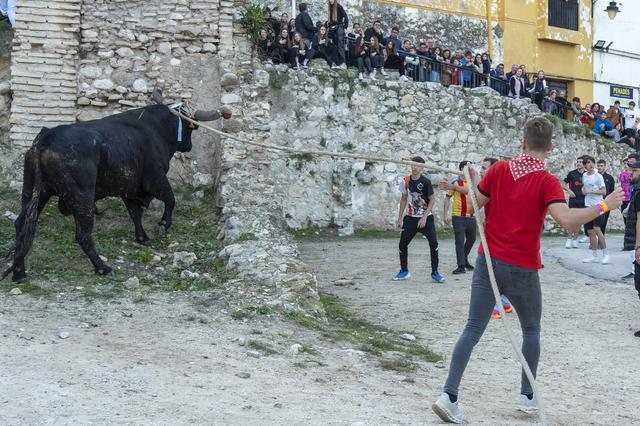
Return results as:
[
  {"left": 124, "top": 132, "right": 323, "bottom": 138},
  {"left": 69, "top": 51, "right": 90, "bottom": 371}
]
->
[{"left": 592, "top": 1, "right": 640, "bottom": 109}]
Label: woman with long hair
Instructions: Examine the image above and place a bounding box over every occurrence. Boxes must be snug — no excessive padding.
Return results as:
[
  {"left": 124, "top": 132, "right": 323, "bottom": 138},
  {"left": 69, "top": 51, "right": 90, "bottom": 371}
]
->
[
  {"left": 312, "top": 25, "right": 339, "bottom": 68},
  {"left": 508, "top": 67, "right": 526, "bottom": 98},
  {"left": 289, "top": 31, "right": 311, "bottom": 69},
  {"left": 269, "top": 28, "right": 290, "bottom": 64},
  {"left": 581, "top": 103, "right": 595, "bottom": 126},
  {"left": 355, "top": 37, "right": 371, "bottom": 80},
  {"left": 369, "top": 37, "right": 382, "bottom": 80},
  {"left": 440, "top": 49, "right": 452, "bottom": 87},
  {"left": 384, "top": 40, "right": 408, "bottom": 81},
  {"left": 481, "top": 53, "right": 491, "bottom": 85},
  {"left": 472, "top": 53, "right": 483, "bottom": 87},
  {"left": 328, "top": 0, "right": 348, "bottom": 67},
  {"left": 529, "top": 70, "right": 547, "bottom": 109},
  {"left": 430, "top": 46, "right": 442, "bottom": 82}
]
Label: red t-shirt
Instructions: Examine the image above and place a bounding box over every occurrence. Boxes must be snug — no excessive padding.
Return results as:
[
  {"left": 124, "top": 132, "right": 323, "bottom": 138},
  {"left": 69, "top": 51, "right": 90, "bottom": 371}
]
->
[{"left": 477, "top": 160, "right": 566, "bottom": 270}]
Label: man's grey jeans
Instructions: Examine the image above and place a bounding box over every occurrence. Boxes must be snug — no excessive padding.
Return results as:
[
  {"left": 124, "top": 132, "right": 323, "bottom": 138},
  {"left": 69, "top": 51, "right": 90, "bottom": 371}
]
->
[{"left": 443, "top": 254, "right": 542, "bottom": 396}]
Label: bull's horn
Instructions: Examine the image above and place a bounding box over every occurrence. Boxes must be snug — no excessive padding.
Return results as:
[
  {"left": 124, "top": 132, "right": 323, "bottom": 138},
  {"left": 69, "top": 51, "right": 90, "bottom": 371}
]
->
[
  {"left": 151, "top": 88, "right": 164, "bottom": 104},
  {"left": 193, "top": 109, "right": 221, "bottom": 121}
]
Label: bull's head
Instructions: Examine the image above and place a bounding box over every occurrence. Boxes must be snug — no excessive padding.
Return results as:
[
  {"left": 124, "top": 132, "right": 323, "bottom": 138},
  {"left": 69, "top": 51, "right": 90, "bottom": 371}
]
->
[{"left": 152, "top": 87, "right": 229, "bottom": 153}]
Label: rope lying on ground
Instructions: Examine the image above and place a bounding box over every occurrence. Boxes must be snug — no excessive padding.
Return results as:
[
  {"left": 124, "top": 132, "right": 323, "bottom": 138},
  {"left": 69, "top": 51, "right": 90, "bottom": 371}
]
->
[{"left": 170, "top": 108, "right": 548, "bottom": 425}]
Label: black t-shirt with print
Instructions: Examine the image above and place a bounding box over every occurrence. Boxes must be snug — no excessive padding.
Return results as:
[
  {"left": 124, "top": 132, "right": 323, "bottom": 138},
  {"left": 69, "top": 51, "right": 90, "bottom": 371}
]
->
[
  {"left": 603, "top": 172, "right": 615, "bottom": 196},
  {"left": 564, "top": 169, "right": 585, "bottom": 203},
  {"left": 400, "top": 175, "right": 434, "bottom": 217}
]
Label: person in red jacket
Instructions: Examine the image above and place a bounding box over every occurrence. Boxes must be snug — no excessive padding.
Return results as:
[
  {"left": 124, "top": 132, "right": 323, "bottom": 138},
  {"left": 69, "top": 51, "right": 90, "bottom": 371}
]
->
[{"left": 431, "top": 117, "right": 624, "bottom": 424}]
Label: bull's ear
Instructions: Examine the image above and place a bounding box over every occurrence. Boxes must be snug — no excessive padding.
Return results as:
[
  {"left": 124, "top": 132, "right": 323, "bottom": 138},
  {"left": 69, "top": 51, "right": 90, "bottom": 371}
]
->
[{"left": 151, "top": 88, "right": 164, "bottom": 104}]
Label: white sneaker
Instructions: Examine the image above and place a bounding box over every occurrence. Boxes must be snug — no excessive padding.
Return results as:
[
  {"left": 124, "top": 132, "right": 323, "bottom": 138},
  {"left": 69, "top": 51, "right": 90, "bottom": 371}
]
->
[
  {"left": 381, "top": 68, "right": 387, "bottom": 76},
  {"left": 399, "top": 75, "right": 409, "bottom": 82},
  {"left": 582, "top": 253, "right": 598, "bottom": 263},
  {"left": 601, "top": 254, "right": 610, "bottom": 264},
  {"left": 571, "top": 239, "right": 579, "bottom": 248},
  {"left": 370, "top": 70, "right": 377, "bottom": 80},
  {"left": 358, "top": 72, "right": 363, "bottom": 80},
  {"left": 331, "top": 63, "right": 338, "bottom": 69},
  {"left": 432, "top": 393, "right": 464, "bottom": 424},
  {"left": 579, "top": 236, "right": 589, "bottom": 243},
  {"left": 339, "top": 63, "right": 347, "bottom": 69},
  {"left": 565, "top": 239, "right": 572, "bottom": 249},
  {"left": 516, "top": 394, "right": 539, "bottom": 414}
]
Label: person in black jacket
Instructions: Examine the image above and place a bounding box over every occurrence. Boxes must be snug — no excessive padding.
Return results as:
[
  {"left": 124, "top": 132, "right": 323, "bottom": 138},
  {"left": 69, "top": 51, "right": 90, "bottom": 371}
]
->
[
  {"left": 270, "top": 28, "right": 291, "bottom": 64},
  {"left": 328, "top": 0, "right": 348, "bottom": 67},
  {"left": 347, "top": 22, "right": 363, "bottom": 66},
  {"left": 257, "top": 29, "right": 272, "bottom": 61},
  {"left": 295, "top": 3, "right": 316, "bottom": 48},
  {"left": 290, "top": 31, "right": 314, "bottom": 69},
  {"left": 312, "top": 25, "right": 340, "bottom": 68},
  {"left": 621, "top": 160, "right": 640, "bottom": 337},
  {"left": 364, "top": 20, "right": 384, "bottom": 45}
]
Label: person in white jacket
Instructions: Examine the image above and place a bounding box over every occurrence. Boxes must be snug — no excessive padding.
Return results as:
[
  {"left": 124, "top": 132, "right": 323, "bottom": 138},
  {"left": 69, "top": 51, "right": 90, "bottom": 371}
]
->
[{"left": 0, "top": 0, "right": 16, "bottom": 27}]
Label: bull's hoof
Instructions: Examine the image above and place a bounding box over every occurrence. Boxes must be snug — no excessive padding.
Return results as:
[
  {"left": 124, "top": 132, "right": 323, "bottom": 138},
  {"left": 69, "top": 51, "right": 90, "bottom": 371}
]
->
[
  {"left": 12, "top": 274, "right": 27, "bottom": 284},
  {"left": 95, "top": 265, "right": 113, "bottom": 276},
  {"left": 135, "top": 236, "right": 151, "bottom": 246}
]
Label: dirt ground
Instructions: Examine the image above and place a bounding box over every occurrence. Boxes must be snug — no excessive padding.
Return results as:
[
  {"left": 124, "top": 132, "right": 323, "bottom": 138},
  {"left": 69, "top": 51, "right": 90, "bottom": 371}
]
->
[{"left": 1, "top": 235, "right": 639, "bottom": 425}]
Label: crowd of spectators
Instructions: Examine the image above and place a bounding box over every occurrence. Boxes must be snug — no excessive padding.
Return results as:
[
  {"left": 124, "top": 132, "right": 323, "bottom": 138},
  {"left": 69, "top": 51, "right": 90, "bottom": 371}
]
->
[{"left": 257, "top": 1, "right": 640, "bottom": 147}]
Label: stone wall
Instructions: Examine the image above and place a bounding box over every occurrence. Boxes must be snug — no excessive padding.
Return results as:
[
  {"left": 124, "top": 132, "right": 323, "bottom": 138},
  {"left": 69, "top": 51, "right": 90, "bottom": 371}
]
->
[{"left": 227, "top": 64, "right": 629, "bottom": 235}]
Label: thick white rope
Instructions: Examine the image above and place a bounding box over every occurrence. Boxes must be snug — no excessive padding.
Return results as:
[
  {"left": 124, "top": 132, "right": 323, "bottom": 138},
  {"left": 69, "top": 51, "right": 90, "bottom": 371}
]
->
[{"left": 172, "top": 109, "right": 548, "bottom": 424}]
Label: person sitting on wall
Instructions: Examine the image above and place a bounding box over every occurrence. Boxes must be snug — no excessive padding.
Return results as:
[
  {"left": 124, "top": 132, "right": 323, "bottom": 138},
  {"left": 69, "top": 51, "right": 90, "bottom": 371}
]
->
[
  {"left": 490, "top": 63, "right": 508, "bottom": 96},
  {"left": 289, "top": 31, "right": 314, "bottom": 70},
  {"left": 347, "top": 22, "right": 363, "bottom": 66},
  {"left": 594, "top": 110, "right": 626, "bottom": 143},
  {"left": 542, "top": 89, "right": 558, "bottom": 115},
  {"left": 555, "top": 90, "right": 571, "bottom": 119},
  {"left": 384, "top": 40, "right": 409, "bottom": 82},
  {"left": 312, "top": 24, "right": 342, "bottom": 69},
  {"left": 269, "top": 28, "right": 291, "bottom": 65},
  {"left": 257, "top": 29, "right": 273, "bottom": 62}
]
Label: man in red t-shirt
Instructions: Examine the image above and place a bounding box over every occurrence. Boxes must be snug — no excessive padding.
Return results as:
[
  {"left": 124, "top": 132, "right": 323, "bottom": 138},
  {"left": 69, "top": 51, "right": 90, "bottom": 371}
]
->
[{"left": 432, "top": 117, "right": 624, "bottom": 424}]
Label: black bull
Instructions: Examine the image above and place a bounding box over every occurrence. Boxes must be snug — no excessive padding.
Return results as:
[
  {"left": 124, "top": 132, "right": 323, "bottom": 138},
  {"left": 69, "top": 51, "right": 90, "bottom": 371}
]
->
[{"left": 2, "top": 102, "right": 225, "bottom": 283}]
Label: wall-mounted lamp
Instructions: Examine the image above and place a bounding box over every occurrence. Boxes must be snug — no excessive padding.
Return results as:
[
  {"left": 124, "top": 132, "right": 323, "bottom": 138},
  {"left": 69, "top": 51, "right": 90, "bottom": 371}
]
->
[
  {"left": 592, "top": 1, "right": 621, "bottom": 19},
  {"left": 593, "top": 40, "right": 614, "bottom": 51}
]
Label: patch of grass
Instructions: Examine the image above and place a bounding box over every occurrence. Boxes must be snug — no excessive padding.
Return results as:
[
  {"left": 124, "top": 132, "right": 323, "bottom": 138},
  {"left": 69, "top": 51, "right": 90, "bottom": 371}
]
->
[
  {"left": 342, "top": 142, "right": 354, "bottom": 151},
  {"left": 267, "top": 68, "right": 289, "bottom": 90},
  {"left": 325, "top": 114, "right": 336, "bottom": 124},
  {"left": 319, "top": 137, "right": 327, "bottom": 147},
  {"left": 247, "top": 339, "right": 278, "bottom": 355},
  {"left": 380, "top": 357, "right": 417, "bottom": 372},
  {"left": 231, "top": 305, "right": 272, "bottom": 320},
  {"left": 2, "top": 282, "right": 55, "bottom": 297},
  {"left": 231, "top": 309, "right": 250, "bottom": 320},
  {"left": 293, "top": 359, "right": 327, "bottom": 368},
  {"left": 286, "top": 292, "right": 443, "bottom": 367},
  {"left": 237, "top": 232, "right": 258, "bottom": 242},
  {"left": 352, "top": 229, "right": 399, "bottom": 239},
  {"left": 299, "top": 344, "right": 318, "bottom": 355}
]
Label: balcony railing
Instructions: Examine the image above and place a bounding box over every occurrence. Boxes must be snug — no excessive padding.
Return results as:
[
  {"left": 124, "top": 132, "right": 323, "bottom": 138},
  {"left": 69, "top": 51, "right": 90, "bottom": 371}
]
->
[{"left": 548, "top": 0, "right": 579, "bottom": 31}]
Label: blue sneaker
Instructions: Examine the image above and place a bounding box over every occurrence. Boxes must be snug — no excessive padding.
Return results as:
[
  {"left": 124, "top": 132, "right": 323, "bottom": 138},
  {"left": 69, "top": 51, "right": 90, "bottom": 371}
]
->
[
  {"left": 392, "top": 270, "right": 411, "bottom": 281},
  {"left": 431, "top": 272, "right": 445, "bottom": 283}
]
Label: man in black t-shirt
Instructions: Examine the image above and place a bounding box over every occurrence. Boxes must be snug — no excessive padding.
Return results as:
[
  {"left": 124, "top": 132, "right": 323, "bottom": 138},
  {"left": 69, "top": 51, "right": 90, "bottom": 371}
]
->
[
  {"left": 597, "top": 159, "right": 616, "bottom": 234},
  {"left": 563, "top": 156, "right": 586, "bottom": 248},
  {"left": 622, "top": 161, "right": 640, "bottom": 338},
  {"left": 393, "top": 156, "right": 445, "bottom": 283}
]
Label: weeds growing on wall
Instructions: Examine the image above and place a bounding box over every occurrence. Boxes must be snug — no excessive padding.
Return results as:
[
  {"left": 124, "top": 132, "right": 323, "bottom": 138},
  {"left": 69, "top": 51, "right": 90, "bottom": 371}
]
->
[
  {"left": 0, "top": 20, "right": 12, "bottom": 57},
  {"left": 239, "top": 4, "right": 268, "bottom": 46}
]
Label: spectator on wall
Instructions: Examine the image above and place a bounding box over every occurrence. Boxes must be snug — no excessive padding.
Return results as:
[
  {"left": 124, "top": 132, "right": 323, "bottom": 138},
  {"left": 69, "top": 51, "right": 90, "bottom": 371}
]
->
[
  {"left": 451, "top": 57, "right": 462, "bottom": 86},
  {"left": 543, "top": 89, "right": 558, "bottom": 115},
  {"left": 505, "top": 64, "right": 518, "bottom": 81},
  {"left": 440, "top": 49, "right": 453, "bottom": 87},
  {"left": 405, "top": 47, "right": 420, "bottom": 81},
  {"left": 347, "top": 22, "right": 363, "bottom": 65},
  {"left": 472, "top": 53, "right": 483, "bottom": 87},
  {"left": 289, "top": 31, "right": 313, "bottom": 69},
  {"left": 364, "top": 20, "right": 384, "bottom": 45},
  {"left": 520, "top": 64, "right": 532, "bottom": 93},
  {"left": 295, "top": 3, "right": 316, "bottom": 49},
  {"left": 556, "top": 90, "right": 570, "bottom": 119},
  {"left": 263, "top": 7, "right": 279, "bottom": 39},
  {"left": 327, "top": 0, "right": 348, "bottom": 66},
  {"left": 355, "top": 37, "right": 371, "bottom": 80},
  {"left": 461, "top": 51, "right": 474, "bottom": 88},
  {"left": 257, "top": 29, "right": 272, "bottom": 60},
  {"left": 529, "top": 70, "right": 547, "bottom": 109},
  {"left": 384, "top": 26, "right": 402, "bottom": 51},
  {"left": 490, "top": 63, "right": 508, "bottom": 95},
  {"left": 270, "top": 28, "right": 291, "bottom": 64},
  {"left": 481, "top": 53, "right": 491, "bottom": 85},
  {"left": 430, "top": 47, "right": 442, "bottom": 82},
  {"left": 623, "top": 101, "right": 638, "bottom": 137},
  {"left": 508, "top": 67, "right": 526, "bottom": 98},
  {"left": 591, "top": 102, "right": 602, "bottom": 119},
  {"left": 607, "top": 100, "right": 623, "bottom": 128},
  {"left": 384, "top": 40, "right": 408, "bottom": 81},
  {"left": 312, "top": 24, "right": 340, "bottom": 68},
  {"left": 570, "top": 97, "right": 582, "bottom": 122},
  {"left": 581, "top": 103, "right": 595, "bottom": 126},
  {"left": 369, "top": 37, "right": 383, "bottom": 80},
  {"left": 287, "top": 18, "right": 297, "bottom": 42},
  {"left": 594, "top": 110, "right": 624, "bottom": 142},
  {"left": 399, "top": 39, "right": 411, "bottom": 62},
  {"left": 278, "top": 13, "right": 289, "bottom": 34}
]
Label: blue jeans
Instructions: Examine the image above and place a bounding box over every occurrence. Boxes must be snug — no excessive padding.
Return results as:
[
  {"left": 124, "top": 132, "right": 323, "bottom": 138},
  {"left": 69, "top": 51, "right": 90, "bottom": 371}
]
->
[{"left": 444, "top": 254, "right": 542, "bottom": 396}]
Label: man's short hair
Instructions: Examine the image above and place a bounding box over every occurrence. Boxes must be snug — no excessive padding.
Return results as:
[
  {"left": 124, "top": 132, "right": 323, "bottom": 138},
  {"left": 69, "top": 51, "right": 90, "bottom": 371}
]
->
[
  {"left": 373, "top": 20, "right": 381, "bottom": 25},
  {"left": 572, "top": 96, "right": 580, "bottom": 102},
  {"left": 597, "top": 159, "right": 606, "bottom": 165},
  {"left": 523, "top": 117, "right": 554, "bottom": 152},
  {"left": 614, "top": 100, "right": 620, "bottom": 105},
  {"left": 628, "top": 153, "right": 640, "bottom": 161},
  {"left": 298, "top": 2, "right": 307, "bottom": 12},
  {"left": 458, "top": 160, "right": 471, "bottom": 171},
  {"left": 630, "top": 101, "right": 636, "bottom": 106},
  {"left": 583, "top": 155, "right": 596, "bottom": 165},
  {"left": 353, "top": 22, "right": 361, "bottom": 27},
  {"left": 464, "top": 50, "right": 472, "bottom": 57},
  {"left": 411, "top": 156, "right": 425, "bottom": 164},
  {"left": 391, "top": 26, "right": 399, "bottom": 32},
  {"left": 483, "top": 157, "right": 498, "bottom": 165}
]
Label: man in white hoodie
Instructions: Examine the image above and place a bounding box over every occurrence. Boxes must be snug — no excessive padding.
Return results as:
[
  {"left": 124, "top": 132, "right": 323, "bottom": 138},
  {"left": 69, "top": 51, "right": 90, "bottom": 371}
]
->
[{"left": 581, "top": 155, "right": 609, "bottom": 264}]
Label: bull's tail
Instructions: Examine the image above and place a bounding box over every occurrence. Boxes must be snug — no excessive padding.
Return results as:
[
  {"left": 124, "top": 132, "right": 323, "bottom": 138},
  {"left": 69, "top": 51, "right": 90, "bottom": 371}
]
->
[{"left": 1, "top": 132, "right": 46, "bottom": 281}]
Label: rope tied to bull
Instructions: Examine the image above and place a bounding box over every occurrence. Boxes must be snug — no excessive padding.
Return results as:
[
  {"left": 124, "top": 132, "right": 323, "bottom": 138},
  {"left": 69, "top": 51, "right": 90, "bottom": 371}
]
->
[{"left": 168, "top": 108, "right": 548, "bottom": 425}]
